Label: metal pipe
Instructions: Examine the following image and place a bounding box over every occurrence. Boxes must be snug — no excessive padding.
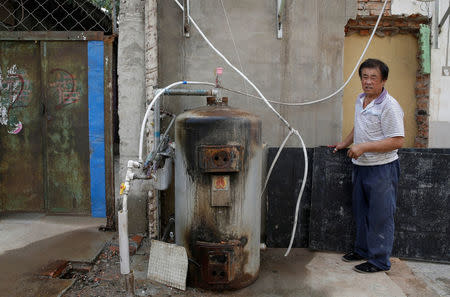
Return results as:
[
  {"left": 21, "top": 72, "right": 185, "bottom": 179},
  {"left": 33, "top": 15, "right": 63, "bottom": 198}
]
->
[
  {"left": 435, "top": 0, "right": 440, "bottom": 48},
  {"left": 183, "top": 0, "right": 190, "bottom": 37},
  {"left": 155, "top": 88, "right": 218, "bottom": 96},
  {"left": 154, "top": 97, "right": 161, "bottom": 152},
  {"left": 438, "top": 4, "right": 450, "bottom": 32}
]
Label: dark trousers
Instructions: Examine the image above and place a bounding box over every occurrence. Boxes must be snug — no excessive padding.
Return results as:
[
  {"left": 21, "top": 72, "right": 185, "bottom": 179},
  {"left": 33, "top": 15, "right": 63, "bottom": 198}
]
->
[{"left": 352, "top": 160, "right": 400, "bottom": 270}]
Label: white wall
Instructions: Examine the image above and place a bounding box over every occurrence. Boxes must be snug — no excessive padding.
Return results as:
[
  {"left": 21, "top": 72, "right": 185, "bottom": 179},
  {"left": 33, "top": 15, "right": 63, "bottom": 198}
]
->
[
  {"left": 430, "top": 0, "right": 450, "bottom": 147},
  {"left": 392, "top": 0, "right": 433, "bottom": 16}
]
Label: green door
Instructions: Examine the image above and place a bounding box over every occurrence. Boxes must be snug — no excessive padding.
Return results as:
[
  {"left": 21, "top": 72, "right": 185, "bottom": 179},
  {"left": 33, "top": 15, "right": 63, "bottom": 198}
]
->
[
  {"left": 43, "top": 41, "right": 91, "bottom": 214},
  {"left": 0, "top": 41, "right": 91, "bottom": 214},
  {"left": 0, "top": 41, "right": 45, "bottom": 211}
]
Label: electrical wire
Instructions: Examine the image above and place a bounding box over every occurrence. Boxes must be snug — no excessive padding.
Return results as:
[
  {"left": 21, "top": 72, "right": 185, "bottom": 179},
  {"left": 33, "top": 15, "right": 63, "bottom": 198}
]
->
[
  {"left": 446, "top": 0, "right": 450, "bottom": 66},
  {"left": 259, "top": 130, "right": 294, "bottom": 201},
  {"left": 139, "top": 81, "right": 216, "bottom": 162},
  {"left": 173, "top": 0, "right": 291, "bottom": 129},
  {"left": 173, "top": 0, "right": 306, "bottom": 257},
  {"left": 218, "top": 0, "right": 388, "bottom": 107},
  {"left": 171, "top": 0, "right": 387, "bottom": 256},
  {"left": 218, "top": 0, "right": 249, "bottom": 102}
]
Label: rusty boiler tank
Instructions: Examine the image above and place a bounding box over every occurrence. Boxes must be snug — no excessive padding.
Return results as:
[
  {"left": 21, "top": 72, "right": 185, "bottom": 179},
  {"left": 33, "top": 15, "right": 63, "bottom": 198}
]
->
[{"left": 175, "top": 96, "right": 262, "bottom": 290}]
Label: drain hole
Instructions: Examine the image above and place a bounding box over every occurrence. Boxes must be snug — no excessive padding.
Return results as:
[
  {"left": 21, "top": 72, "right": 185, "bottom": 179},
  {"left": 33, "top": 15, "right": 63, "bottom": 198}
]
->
[{"left": 59, "top": 262, "right": 92, "bottom": 279}]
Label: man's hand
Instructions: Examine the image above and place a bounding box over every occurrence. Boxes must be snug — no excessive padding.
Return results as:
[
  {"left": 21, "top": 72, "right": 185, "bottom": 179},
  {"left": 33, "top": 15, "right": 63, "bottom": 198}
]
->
[
  {"left": 347, "top": 143, "right": 365, "bottom": 159},
  {"left": 329, "top": 142, "right": 348, "bottom": 153}
]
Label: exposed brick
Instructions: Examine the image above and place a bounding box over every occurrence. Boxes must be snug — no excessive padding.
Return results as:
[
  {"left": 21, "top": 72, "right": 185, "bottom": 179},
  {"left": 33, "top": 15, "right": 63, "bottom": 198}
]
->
[
  {"left": 417, "top": 126, "right": 429, "bottom": 138},
  {"left": 109, "top": 245, "right": 120, "bottom": 254},
  {"left": 415, "top": 79, "right": 430, "bottom": 89},
  {"left": 416, "top": 99, "right": 429, "bottom": 111},
  {"left": 40, "top": 260, "right": 70, "bottom": 278},
  {"left": 360, "top": 29, "right": 370, "bottom": 36},
  {"left": 416, "top": 114, "right": 429, "bottom": 124},
  {"left": 130, "top": 235, "right": 144, "bottom": 247},
  {"left": 414, "top": 136, "right": 428, "bottom": 148},
  {"left": 415, "top": 88, "right": 429, "bottom": 97}
]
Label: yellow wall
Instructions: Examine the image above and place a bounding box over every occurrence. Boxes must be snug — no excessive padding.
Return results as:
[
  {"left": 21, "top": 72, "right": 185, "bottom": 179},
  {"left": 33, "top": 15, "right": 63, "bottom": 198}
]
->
[{"left": 343, "top": 35, "right": 418, "bottom": 148}]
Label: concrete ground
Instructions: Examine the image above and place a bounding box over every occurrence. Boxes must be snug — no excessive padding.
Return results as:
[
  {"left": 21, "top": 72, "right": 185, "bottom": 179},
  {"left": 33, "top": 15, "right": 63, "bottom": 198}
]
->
[
  {"left": 0, "top": 213, "right": 449, "bottom": 297},
  {"left": 0, "top": 213, "right": 113, "bottom": 297},
  {"left": 132, "top": 243, "right": 449, "bottom": 297}
]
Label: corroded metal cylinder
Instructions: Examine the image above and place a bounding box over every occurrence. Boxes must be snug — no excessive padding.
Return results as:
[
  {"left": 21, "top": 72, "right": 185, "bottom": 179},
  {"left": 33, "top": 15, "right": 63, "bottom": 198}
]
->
[{"left": 175, "top": 97, "right": 262, "bottom": 290}]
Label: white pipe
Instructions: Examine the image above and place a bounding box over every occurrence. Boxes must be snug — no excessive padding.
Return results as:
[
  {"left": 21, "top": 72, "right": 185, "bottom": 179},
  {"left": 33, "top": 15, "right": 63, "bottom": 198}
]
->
[
  {"left": 118, "top": 160, "right": 140, "bottom": 276},
  {"left": 285, "top": 130, "right": 308, "bottom": 256},
  {"left": 171, "top": 0, "right": 387, "bottom": 256},
  {"left": 259, "top": 129, "right": 294, "bottom": 201},
  {"left": 119, "top": 209, "right": 130, "bottom": 274},
  {"left": 218, "top": 0, "right": 388, "bottom": 106},
  {"left": 173, "top": 0, "right": 292, "bottom": 130},
  {"left": 172, "top": 0, "right": 303, "bottom": 256},
  {"left": 154, "top": 98, "right": 161, "bottom": 152},
  {"left": 138, "top": 81, "right": 215, "bottom": 162}
]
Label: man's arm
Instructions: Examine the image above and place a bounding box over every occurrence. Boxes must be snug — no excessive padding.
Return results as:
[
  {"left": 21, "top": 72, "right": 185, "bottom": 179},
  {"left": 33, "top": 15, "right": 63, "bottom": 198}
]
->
[
  {"left": 331, "top": 128, "right": 354, "bottom": 152},
  {"left": 347, "top": 136, "right": 404, "bottom": 159}
]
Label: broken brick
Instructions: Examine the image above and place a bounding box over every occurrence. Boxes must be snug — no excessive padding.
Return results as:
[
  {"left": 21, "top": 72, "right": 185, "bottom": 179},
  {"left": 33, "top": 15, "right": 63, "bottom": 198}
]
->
[{"left": 40, "top": 260, "right": 70, "bottom": 278}]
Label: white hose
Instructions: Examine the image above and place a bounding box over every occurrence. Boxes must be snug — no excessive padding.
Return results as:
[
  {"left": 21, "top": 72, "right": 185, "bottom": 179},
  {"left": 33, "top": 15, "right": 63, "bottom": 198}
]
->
[
  {"left": 173, "top": 0, "right": 291, "bottom": 130},
  {"left": 219, "top": 0, "right": 388, "bottom": 106},
  {"left": 139, "top": 81, "right": 215, "bottom": 162},
  {"left": 171, "top": 0, "right": 387, "bottom": 256},
  {"left": 259, "top": 129, "right": 294, "bottom": 201},
  {"left": 173, "top": 0, "right": 304, "bottom": 256},
  {"left": 285, "top": 129, "right": 308, "bottom": 257}
]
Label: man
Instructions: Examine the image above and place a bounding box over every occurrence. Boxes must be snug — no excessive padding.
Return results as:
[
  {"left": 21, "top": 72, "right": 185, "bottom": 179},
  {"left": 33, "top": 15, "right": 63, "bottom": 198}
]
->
[{"left": 332, "top": 58, "right": 404, "bottom": 273}]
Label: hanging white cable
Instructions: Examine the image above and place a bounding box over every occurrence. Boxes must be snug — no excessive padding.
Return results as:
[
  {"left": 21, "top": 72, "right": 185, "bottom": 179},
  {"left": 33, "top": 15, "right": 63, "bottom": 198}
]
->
[
  {"left": 173, "top": 0, "right": 291, "bottom": 129},
  {"left": 138, "top": 80, "right": 216, "bottom": 162},
  {"left": 171, "top": 0, "right": 387, "bottom": 256},
  {"left": 285, "top": 129, "right": 308, "bottom": 256},
  {"left": 218, "top": 0, "right": 248, "bottom": 97},
  {"left": 218, "top": 0, "right": 388, "bottom": 107},
  {"left": 173, "top": 0, "right": 305, "bottom": 257},
  {"left": 259, "top": 129, "right": 294, "bottom": 201}
]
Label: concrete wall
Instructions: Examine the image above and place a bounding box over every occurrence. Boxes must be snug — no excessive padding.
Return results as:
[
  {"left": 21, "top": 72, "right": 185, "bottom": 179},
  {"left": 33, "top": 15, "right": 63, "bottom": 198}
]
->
[
  {"left": 391, "top": 0, "right": 432, "bottom": 16},
  {"left": 158, "top": 0, "right": 356, "bottom": 147},
  {"left": 118, "top": 0, "right": 148, "bottom": 233},
  {"left": 429, "top": 0, "right": 450, "bottom": 147},
  {"left": 342, "top": 35, "right": 419, "bottom": 148}
]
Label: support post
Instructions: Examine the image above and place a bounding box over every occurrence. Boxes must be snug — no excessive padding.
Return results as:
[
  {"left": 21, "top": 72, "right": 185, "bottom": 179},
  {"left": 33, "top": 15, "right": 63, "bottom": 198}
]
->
[{"left": 145, "top": 0, "right": 160, "bottom": 239}]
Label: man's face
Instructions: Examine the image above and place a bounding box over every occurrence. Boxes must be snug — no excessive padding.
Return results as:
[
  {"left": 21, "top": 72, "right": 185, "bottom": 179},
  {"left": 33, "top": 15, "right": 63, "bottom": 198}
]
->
[{"left": 360, "top": 67, "right": 386, "bottom": 98}]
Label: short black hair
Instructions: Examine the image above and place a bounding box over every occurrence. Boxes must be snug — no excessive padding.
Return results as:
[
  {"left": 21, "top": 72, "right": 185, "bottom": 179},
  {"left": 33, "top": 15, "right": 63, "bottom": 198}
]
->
[{"left": 358, "top": 58, "right": 389, "bottom": 81}]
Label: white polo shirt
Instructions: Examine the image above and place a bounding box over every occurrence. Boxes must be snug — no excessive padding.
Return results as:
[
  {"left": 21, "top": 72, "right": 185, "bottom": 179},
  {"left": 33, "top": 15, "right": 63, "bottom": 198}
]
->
[{"left": 353, "top": 89, "right": 405, "bottom": 166}]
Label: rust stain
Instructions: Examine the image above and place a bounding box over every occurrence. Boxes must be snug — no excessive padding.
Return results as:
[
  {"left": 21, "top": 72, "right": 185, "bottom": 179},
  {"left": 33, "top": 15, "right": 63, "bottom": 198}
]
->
[{"left": 198, "top": 145, "right": 243, "bottom": 173}]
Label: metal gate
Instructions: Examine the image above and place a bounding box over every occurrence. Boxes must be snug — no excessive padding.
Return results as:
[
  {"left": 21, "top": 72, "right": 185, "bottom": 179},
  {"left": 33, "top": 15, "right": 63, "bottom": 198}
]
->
[{"left": 0, "top": 38, "right": 107, "bottom": 216}]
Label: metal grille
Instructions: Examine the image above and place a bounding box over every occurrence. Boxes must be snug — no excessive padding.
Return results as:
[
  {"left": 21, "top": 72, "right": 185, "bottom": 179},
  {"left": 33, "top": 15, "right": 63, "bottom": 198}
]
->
[{"left": 0, "top": 0, "right": 112, "bottom": 33}]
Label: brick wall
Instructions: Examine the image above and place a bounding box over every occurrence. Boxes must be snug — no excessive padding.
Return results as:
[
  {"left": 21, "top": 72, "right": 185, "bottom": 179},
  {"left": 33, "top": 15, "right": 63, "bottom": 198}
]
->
[
  {"left": 415, "top": 73, "right": 430, "bottom": 147},
  {"left": 357, "top": 0, "right": 392, "bottom": 16}
]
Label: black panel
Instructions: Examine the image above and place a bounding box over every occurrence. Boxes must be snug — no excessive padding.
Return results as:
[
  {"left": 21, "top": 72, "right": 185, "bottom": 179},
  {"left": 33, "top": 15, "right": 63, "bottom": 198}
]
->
[
  {"left": 309, "top": 147, "right": 450, "bottom": 262},
  {"left": 266, "top": 146, "right": 450, "bottom": 262},
  {"left": 266, "top": 147, "right": 314, "bottom": 248},
  {"left": 309, "top": 147, "right": 354, "bottom": 253}
]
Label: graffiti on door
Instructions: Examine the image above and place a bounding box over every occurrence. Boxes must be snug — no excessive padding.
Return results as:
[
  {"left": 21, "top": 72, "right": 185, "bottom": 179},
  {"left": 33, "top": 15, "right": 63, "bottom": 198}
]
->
[
  {"left": 48, "top": 68, "right": 81, "bottom": 110},
  {"left": 0, "top": 65, "right": 30, "bottom": 134}
]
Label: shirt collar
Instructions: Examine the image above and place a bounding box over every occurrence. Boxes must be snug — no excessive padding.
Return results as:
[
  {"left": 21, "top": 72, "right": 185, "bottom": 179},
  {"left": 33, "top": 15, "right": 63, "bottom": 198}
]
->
[{"left": 358, "top": 88, "right": 388, "bottom": 105}]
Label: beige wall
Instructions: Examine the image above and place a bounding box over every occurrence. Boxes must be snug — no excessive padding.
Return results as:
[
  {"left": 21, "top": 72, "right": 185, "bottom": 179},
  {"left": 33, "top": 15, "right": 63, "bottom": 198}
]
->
[{"left": 343, "top": 35, "right": 418, "bottom": 148}]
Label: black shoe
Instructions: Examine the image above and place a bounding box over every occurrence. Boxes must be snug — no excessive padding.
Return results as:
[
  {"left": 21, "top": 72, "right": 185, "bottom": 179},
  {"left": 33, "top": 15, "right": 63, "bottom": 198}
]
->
[
  {"left": 342, "top": 252, "right": 366, "bottom": 262},
  {"left": 353, "top": 262, "right": 387, "bottom": 274}
]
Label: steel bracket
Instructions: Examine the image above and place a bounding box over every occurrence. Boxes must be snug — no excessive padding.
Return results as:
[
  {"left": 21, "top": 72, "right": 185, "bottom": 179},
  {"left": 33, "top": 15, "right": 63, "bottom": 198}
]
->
[
  {"left": 183, "top": 0, "right": 190, "bottom": 37},
  {"left": 277, "top": 0, "right": 285, "bottom": 39}
]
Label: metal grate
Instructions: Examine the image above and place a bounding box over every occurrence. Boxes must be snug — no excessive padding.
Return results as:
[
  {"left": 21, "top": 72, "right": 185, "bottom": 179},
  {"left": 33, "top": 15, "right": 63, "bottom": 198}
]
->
[{"left": 0, "top": 0, "right": 112, "bottom": 33}]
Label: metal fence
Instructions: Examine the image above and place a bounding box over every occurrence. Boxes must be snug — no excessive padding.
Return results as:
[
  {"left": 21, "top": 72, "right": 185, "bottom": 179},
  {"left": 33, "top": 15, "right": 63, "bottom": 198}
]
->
[{"left": 0, "top": 0, "right": 114, "bottom": 33}]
